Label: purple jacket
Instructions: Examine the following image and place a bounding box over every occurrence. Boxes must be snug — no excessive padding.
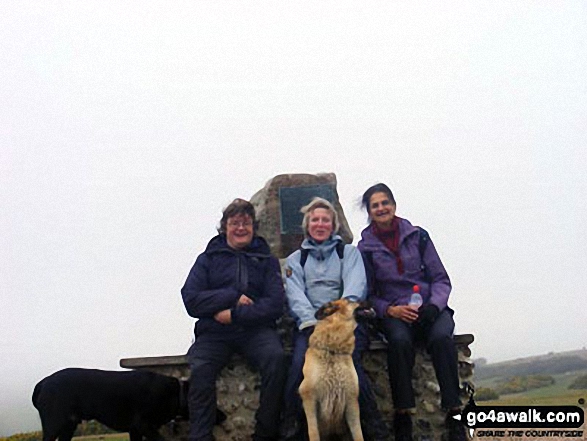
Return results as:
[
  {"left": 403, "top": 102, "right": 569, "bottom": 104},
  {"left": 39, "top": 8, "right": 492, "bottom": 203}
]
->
[{"left": 357, "top": 218, "right": 452, "bottom": 318}]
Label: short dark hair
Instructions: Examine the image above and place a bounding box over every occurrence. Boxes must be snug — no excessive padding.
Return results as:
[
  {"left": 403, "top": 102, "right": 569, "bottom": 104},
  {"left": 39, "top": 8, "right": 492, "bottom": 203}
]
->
[
  {"left": 218, "top": 198, "right": 258, "bottom": 234},
  {"left": 361, "top": 183, "right": 396, "bottom": 215}
]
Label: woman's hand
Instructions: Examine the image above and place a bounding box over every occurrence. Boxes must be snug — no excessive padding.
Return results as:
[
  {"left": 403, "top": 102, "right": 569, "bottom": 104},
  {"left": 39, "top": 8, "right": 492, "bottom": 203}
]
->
[
  {"left": 417, "top": 304, "right": 439, "bottom": 330},
  {"left": 386, "top": 305, "right": 419, "bottom": 323},
  {"left": 237, "top": 294, "right": 254, "bottom": 306},
  {"left": 214, "top": 309, "right": 232, "bottom": 324}
]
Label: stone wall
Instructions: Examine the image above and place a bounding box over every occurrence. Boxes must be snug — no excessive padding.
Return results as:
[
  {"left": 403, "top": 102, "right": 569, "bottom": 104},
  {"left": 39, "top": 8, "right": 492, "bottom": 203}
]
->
[{"left": 120, "top": 335, "right": 474, "bottom": 440}]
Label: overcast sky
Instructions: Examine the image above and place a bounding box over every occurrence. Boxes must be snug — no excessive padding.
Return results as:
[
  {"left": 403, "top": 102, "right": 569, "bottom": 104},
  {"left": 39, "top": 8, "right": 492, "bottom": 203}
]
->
[{"left": 2, "top": 0, "right": 586, "bottom": 436}]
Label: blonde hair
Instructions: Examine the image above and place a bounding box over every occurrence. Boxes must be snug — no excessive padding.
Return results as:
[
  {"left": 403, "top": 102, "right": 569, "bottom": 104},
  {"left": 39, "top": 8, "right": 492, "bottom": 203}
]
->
[{"left": 300, "top": 197, "right": 339, "bottom": 238}]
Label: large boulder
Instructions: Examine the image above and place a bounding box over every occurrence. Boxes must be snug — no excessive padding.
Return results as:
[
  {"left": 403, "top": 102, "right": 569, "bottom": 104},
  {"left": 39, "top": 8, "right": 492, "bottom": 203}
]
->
[{"left": 250, "top": 173, "right": 353, "bottom": 258}]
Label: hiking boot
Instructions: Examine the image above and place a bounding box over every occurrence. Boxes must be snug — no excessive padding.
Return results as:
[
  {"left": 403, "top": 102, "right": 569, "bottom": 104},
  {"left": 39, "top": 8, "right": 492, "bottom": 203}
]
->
[
  {"left": 445, "top": 410, "right": 467, "bottom": 441},
  {"left": 280, "top": 415, "right": 305, "bottom": 441},
  {"left": 251, "top": 436, "right": 278, "bottom": 441},
  {"left": 393, "top": 412, "right": 413, "bottom": 441},
  {"left": 362, "top": 415, "right": 391, "bottom": 441}
]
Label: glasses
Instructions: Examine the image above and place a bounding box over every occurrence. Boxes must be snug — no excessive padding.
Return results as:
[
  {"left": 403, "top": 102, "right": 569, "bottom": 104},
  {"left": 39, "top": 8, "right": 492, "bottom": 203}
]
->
[{"left": 227, "top": 221, "right": 253, "bottom": 229}]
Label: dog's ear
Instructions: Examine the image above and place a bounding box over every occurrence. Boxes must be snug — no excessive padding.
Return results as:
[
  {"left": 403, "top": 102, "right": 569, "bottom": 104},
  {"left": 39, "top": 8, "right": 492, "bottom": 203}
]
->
[{"left": 315, "top": 301, "right": 340, "bottom": 320}]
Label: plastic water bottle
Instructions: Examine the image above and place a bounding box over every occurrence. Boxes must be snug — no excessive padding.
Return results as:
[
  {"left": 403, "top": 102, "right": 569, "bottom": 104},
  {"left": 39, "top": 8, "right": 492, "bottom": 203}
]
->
[{"left": 409, "top": 285, "right": 423, "bottom": 310}]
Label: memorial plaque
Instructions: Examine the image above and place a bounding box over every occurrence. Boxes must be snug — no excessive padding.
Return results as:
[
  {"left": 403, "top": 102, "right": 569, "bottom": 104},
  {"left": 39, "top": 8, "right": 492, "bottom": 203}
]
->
[{"left": 279, "top": 184, "right": 336, "bottom": 235}]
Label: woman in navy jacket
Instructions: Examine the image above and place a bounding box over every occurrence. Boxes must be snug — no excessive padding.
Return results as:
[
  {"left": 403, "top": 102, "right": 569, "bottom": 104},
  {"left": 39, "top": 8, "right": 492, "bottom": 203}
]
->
[{"left": 181, "top": 198, "right": 287, "bottom": 441}]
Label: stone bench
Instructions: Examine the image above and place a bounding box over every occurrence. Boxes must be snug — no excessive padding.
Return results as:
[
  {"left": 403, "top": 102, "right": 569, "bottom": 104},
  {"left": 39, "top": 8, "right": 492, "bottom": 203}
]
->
[{"left": 120, "top": 334, "right": 474, "bottom": 440}]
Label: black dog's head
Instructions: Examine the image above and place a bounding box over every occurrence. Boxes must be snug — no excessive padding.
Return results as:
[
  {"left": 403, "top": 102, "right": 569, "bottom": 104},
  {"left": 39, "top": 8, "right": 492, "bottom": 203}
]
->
[{"left": 353, "top": 301, "right": 376, "bottom": 321}]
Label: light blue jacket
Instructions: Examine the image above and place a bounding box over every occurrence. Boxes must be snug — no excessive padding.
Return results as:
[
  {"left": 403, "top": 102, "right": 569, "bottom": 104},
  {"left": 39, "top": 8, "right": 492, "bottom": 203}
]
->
[{"left": 285, "top": 235, "right": 368, "bottom": 330}]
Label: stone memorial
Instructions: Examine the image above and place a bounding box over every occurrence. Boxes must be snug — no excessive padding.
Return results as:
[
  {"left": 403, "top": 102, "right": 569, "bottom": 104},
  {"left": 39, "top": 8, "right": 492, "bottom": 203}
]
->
[{"left": 250, "top": 173, "right": 353, "bottom": 258}]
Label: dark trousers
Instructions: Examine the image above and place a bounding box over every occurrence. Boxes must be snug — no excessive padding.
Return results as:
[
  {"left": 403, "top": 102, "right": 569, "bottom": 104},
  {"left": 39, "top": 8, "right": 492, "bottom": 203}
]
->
[
  {"left": 187, "top": 327, "right": 287, "bottom": 441},
  {"left": 282, "top": 323, "right": 384, "bottom": 430},
  {"left": 379, "top": 309, "right": 461, "bottom": 410}
]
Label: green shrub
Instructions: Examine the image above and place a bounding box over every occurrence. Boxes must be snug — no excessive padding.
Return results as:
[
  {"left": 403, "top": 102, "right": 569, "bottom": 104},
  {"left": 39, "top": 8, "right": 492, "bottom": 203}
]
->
[
  {"left": 475, "top": 387, "right": 500, "bottom": 401},
  {"left": 568, "top": 374, "right": 587, "bottom": 390},
  {"left": 0, "top": 431, "right": 42, "bottom": 441},
  {"left": 495, "top": 375, "right": 555, "bottom": 395},
  {"left": 74, "top": 420, "right": 116, "bottom": 437}
]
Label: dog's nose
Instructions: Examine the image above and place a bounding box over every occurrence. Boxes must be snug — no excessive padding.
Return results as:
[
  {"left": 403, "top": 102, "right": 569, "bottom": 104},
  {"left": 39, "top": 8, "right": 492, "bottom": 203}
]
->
[{"left": 354, "top": 307, "right": 376, "bottom": 320}]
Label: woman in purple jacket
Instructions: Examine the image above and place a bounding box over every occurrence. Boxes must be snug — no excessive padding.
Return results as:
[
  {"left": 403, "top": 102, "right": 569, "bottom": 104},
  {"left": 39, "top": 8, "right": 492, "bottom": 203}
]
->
[
  {"left": 181, "top": 198, "right": 287, "bottom": 441},
  {"left": 357, "top": 184, "right": 465, "bottom": 441}
]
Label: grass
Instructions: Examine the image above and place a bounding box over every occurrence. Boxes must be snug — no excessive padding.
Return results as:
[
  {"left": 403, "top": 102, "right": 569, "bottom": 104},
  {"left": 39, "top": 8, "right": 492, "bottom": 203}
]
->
[
  {"left": 0, "top": 433, "right": 131, "bottom": 441},
  {"left": 73, "top": 435, "right": 129, "bottom": 441},
  {"left": 477, "top": 370, "right": 587, "bottom": 406},
  {"left": 482, "top": 389, "right": 586, "bottom": 406}
]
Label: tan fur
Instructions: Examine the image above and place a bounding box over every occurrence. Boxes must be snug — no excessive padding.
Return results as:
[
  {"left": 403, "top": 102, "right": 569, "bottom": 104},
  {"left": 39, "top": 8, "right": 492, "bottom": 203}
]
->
[{"left": 299, "top": 299, "right": 364, "bottom": 441}]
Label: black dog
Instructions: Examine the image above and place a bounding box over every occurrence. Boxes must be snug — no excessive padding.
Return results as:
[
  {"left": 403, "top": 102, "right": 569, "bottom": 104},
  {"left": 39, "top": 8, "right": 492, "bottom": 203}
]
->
[{"left": 33, "top": 368, "right": 189, "bottom": 441}]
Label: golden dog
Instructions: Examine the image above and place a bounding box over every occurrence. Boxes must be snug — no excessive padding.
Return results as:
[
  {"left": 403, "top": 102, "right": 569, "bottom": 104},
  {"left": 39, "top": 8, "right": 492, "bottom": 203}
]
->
[{"left": 299, "top": 299, "right": 373, "bottom": 441}]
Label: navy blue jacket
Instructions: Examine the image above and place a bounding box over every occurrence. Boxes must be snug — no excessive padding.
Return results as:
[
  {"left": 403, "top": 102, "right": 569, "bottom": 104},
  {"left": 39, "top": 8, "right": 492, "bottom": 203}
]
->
[{"left": 181, "top": 235, "right": 285, "bottom": 336}]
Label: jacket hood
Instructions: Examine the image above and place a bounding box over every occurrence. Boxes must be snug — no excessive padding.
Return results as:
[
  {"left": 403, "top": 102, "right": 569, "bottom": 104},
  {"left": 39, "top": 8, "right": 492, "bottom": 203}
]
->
[
  {"left": 204, "top": 234, "right": 272, "bottom": 256},
  {"left": 301, "top": 234, "right": 343, "bottom": 257}
]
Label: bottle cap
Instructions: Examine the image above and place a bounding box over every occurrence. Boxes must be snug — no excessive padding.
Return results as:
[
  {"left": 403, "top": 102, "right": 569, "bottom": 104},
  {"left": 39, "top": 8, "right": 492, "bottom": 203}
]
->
[{"left": 412, "top": 284, "right": 420, "bottom": 293}]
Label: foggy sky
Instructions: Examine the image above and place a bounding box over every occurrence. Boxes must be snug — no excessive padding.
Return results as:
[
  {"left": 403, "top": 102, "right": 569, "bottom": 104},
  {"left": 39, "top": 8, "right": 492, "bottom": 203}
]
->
[{"left": 2, "top": 0, "right": 586, "bottom": 435}]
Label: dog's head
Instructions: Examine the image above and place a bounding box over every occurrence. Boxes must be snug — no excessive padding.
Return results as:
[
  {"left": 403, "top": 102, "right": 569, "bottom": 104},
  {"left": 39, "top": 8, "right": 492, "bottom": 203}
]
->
[
  {"left": 353, "top": 301, "right": 376, "bottom": 321},
  {"left": 315, "top": 299, "right": 375, "bottom": 322}
]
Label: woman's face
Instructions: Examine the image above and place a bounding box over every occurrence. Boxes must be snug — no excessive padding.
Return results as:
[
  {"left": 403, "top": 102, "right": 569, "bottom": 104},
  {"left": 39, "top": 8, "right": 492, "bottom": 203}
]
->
[
  {"left": 226, "top": 214, "right": 254, "bottom": 249},
  {"left": 368, "top": 192, "right": 396, "bottom": 227},
  {"left": 307, "top": 208, "right": 334, "bottom": 243}
]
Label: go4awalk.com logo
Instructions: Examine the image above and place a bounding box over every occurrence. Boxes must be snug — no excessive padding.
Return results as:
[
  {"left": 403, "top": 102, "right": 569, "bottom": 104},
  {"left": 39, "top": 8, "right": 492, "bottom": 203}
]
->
[{"left": 452, "top": 401, "right": 585, "bottom": 438}]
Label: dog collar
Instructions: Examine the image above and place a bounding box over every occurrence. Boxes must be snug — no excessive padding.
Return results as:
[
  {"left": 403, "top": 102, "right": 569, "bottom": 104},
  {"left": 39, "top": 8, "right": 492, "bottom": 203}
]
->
[{"left": 312, "top": 343, "right": 353, "bottom": 355}]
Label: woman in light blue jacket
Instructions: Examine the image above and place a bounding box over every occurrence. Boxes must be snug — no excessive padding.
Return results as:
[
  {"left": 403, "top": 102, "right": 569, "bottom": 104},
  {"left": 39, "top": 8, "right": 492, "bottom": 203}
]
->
[{"left": 280, "top": 197, "right": 389, "bottom": 441}]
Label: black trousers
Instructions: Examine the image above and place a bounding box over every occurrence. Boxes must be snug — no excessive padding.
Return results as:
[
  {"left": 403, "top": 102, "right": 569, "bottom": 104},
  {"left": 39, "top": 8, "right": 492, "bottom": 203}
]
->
[
  {"left": 379, "top": 309, "right": 462, "bottom": 410},
  {"left": 187, "top": 327, "right": 287, "bottom": 441}
]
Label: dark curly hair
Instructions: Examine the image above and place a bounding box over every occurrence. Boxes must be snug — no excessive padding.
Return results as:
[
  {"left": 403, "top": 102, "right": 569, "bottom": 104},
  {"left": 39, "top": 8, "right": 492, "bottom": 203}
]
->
[{"left": 217, "top": 198, "right": 258, "bottom": 234}]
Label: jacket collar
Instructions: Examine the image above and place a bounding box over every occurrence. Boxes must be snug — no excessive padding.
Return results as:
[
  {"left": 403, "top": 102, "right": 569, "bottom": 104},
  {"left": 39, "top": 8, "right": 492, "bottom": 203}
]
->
[
  {"left": 299, "top": 235, "right": 343, "bottom": 262},
  {"left": 301, "top": 234, "right": 343, "bottom": 252},
  {"left": 359, "top": 218, "right": 418, "bottom": 251}
]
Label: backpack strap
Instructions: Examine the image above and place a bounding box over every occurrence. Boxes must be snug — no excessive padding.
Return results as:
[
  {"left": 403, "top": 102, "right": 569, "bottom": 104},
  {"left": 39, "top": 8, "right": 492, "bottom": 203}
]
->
[
  {"left": 300, "top": 242, "right": 345, "bottom": 268},
  {"left": 335, "top": 241, "right": 345, "bottom": 260},
  {"left": 363, "top": 249, "right": 375, "bottom": 295},
  {"left": 416, "top": 226, "right": 432, "bottom": 282},
  {"left": 337, "top": 242, "right": 345, "bottom": 295},
  {"left": 299, "top": 248, "right": 310, "bottom": 268},
  {"left": 363, "top": 249, "right": 374, "bottom": 271}
]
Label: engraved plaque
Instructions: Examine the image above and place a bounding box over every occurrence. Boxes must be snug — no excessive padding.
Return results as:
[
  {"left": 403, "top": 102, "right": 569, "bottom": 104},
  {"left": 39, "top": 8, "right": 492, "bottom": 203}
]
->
[{"left": 279, "top": 184, "right": 336, "bottom": 235}]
